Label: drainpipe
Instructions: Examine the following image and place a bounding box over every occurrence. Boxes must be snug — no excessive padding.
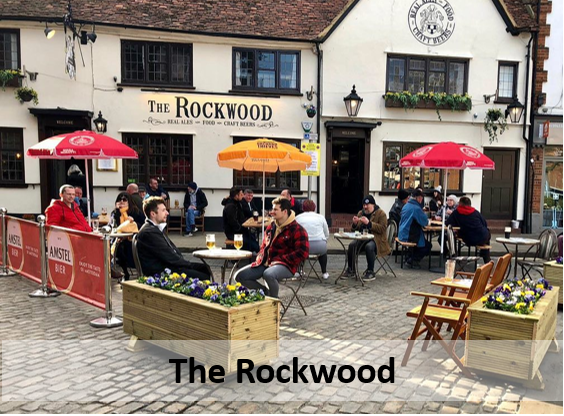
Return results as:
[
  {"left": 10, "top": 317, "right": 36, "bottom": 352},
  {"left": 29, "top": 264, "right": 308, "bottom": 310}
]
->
[
  {"left": 315, "top": 41, "right": 322, "bottom": 213},
  {"left": 522, "top": 32, "right": 535, "bottom": 234}
]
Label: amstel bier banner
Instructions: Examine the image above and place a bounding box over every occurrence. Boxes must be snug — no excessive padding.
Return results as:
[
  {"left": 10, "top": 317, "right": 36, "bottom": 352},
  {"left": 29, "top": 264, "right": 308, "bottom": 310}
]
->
[
  {"left": 7, "top": 218, "right": 42, "bottom": 283},
  {"left": 46, "top": 226, "right": 105, "bottom": 309},
  {"left": 0, "top": 215, "right": 3, "bottom": 266}
]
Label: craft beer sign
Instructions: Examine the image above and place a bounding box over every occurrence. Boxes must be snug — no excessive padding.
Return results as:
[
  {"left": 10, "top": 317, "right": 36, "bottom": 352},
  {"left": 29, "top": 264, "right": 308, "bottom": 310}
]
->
[
  {"left": 143, "top": 97, "right": 278, "bottom": 130},
  {"left": 408, "top": 0, "right": 455, "bottom": 46}
]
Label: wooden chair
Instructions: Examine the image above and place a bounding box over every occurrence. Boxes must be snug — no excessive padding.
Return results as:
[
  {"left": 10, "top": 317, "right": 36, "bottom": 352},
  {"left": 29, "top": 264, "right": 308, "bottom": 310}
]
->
[
  {"left": 180, "top": 208, "right": 205, "bottom": 235},
  {"left": 517, "top": 229, "right": 558, "bottom": 279},
  {"left": 375, "top": 221, "right": 397, "bottom": 277},
  {"left": 456, "top": 233, "right": 491, "bottom": 270},
  {"left": 395, "top": 237, "right": 416, "bottom": 269},
  {"left": 132, "top": 234, "right": 144, "bottom": 277},
  {"left": 401, "top": 261, "right": 494, "bottom": 377}
]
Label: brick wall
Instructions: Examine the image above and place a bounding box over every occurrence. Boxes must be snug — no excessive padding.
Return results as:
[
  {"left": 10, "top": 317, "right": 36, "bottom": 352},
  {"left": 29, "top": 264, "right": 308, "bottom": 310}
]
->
[
  {"left": 534, "top": 0, "right": 552, "bottom": 112},
  {"left": 531, "top": 147, "right": 544, "bottom": 213}
]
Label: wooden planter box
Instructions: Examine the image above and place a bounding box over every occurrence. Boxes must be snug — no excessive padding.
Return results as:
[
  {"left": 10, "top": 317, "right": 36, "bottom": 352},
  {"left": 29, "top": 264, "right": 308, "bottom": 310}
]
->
[
  {"left": 383, "top": 99, "right": 471, "bottom": 112},
  {"left": 122, "top": 281, "right": 280, "bottom": 373},
  {"left": 544, "top": 261, "right": 563, "bottom": 305},
  {"left": 466, "top": 286, "right": 559, "bottom": 389}
]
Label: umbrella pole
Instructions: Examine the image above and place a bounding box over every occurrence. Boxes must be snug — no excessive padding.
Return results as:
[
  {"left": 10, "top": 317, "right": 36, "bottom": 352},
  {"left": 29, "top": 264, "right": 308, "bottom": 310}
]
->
[
  {"left": 430, "top": 169, "right": 448, "bottom": 274},
  {"left": 262, "top": 162, "right": 265, "bottom": 242},
  {"left": 85, "top": 159, "right": 92, "bottom": 226}
]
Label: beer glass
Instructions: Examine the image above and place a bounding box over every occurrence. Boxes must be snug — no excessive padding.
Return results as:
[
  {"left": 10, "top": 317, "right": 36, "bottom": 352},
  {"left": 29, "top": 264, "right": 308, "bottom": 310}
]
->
[
  {"left": 92, "top": 219, "right": 99, "bottom": 233},
  {"left": 445, "top": 260, "right": 456, "bottom": 282},
  {"left": 234, "top": 234, "right": 243, "bottom": 250},
  {"left": 362, "top": 228, "right": 368, "bottom": 236},
  {"left": 253, "top": 211, "right": 259, "bottom": 222},
  {"left": 206, "top": 234, "right": 216, "bottom": 250},
  {"left": 338, "top": 227, "right": 344, "bottom": 235}
]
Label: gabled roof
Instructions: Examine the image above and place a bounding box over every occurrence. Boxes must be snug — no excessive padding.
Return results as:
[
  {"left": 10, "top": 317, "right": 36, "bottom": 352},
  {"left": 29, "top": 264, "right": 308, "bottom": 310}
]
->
[
  {"left": 493, "top": 0, "right": 538, "bottom": 34},
  {"left": 0, "top": 0, "right": 353, "bottom": 42}
]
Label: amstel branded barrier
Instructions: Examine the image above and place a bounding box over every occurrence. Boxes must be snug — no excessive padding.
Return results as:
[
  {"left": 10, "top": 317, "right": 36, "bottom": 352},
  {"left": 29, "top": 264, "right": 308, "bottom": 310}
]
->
[
  {"left": 46, "top": 225, "right": 106, "bottom": 310},
  {"left": 7, "top": 217, "right": 42, "bottom": 283}
]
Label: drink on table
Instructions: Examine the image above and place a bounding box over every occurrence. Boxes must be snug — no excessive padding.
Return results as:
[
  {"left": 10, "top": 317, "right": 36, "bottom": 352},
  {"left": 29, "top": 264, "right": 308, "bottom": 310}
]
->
[
  {"left": 234, "top": 234, "right": 243, "bottom": 250},
  {"left": 253, "top": 211, "right": 259, "bottom": 222},
  {"left": 206, "top": 234, "right": 216, "bottom": 250},
  {"left": 362, "top": 228, "right": 368, "bottom": 236}
]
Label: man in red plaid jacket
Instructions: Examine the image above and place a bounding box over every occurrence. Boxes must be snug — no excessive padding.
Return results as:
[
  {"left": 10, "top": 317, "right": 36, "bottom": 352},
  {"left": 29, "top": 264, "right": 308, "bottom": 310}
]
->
[{"left": 235, "top": 197, "right": 309, "bottom": 298}]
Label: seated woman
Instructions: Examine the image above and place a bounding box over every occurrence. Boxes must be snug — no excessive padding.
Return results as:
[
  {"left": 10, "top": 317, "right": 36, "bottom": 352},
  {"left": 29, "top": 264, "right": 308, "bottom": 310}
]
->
[
  {"left": 429, "top": 187, "right": 443, "bottom": 214},
  {"left": 435, "top": 194, "right": 458, "bottom": 221},
  {"left": 111, "top": 192, "right": 145, "bottom": 280},
  {"left": 295, "top": 199, "right": 330, "bottom": 279}
]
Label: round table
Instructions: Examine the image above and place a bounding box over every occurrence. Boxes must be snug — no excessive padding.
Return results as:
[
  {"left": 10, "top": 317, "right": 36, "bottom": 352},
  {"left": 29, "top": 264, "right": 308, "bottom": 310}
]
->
[
  {"left": 495, "top": 237, "right": 540, "bottom": 278},
  {"left": 192, "top": 249, "right": 252, "bottom": 284},
  {"left": 334, "top": 232, "right": 374, "bottom": 286}
]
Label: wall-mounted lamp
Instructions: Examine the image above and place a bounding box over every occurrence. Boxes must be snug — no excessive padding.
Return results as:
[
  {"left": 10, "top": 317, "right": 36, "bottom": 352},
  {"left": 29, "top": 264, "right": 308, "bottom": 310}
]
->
[
  {"left": 80, "top": 26, "right": 97, "bottom": 45},
  {"left": 306, "top": 86, "right": 315, "bottom": 101},
  {"left": 505, "top": 97, "right": 524, "bottom": 123},
  {"left": 93, "top": 111, "right": 108, "bottom": 133},
  {"left": 343, "top": 85, "right": 363, "bottom": 117},
  {"left": 483, "top": 90, "right": 497, "bottom": 104},
  {"left": 44, "top": 23, "right": 56, "bottom": 39}
]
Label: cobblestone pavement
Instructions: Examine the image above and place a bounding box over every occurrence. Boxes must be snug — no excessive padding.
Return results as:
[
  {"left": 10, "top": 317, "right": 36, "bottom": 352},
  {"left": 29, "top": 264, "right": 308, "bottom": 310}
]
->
[{"left": 0, "top": 253, "right": 562, "bottom": 414}]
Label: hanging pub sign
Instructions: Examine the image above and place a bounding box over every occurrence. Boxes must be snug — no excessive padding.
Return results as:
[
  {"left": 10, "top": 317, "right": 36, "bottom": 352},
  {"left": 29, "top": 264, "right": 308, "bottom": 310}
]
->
[{"left": 408, "top": 0, "right": 455, "bottom": 46}]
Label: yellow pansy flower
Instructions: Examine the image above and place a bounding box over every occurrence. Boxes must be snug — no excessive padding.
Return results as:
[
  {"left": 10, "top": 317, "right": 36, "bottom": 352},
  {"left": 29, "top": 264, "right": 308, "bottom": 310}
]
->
[
  {"left": 481, "top": 296, "right": 488, "bottom": 303},
  {"left": 227, "top": 285, "right": 236, "bottom": 291},
  {"left": 204, "top": 288, "right": 212, "bottom": 297},
  {"left": 235, "top": 282, "right": 242, "bottom": 287},
  {"left": 517, "top": 280, "right": 523, "bottom": 286}
]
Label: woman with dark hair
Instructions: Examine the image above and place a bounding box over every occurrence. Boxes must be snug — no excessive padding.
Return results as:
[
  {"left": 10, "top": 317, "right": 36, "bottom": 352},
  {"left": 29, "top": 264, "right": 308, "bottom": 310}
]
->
[
  {"left": 111, "top": 192, "right": 145, "bottom": 280},
  {"left": 295, "top": 199, "right": 330, "bottom": 279},
  {"left": 429, "top": 187, "right": 443, "bottom": 213}
]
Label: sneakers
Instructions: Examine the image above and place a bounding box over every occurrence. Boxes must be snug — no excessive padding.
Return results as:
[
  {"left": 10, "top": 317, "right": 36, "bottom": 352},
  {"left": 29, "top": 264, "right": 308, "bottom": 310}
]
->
[
  {"left": 322, "top": 272, "right": 330, "bottom": 280},
  {"left": 184, "top": 232, "right": 193, "bottom": 237},
  {"left": 192, "top": 227, "right": 199, "bottom": 233},
  {"left": 362, "top": 270, "right": 376, "bottom": 281},
  {"left": 342, "top": 269, "right": 355, "bottom": 278}
]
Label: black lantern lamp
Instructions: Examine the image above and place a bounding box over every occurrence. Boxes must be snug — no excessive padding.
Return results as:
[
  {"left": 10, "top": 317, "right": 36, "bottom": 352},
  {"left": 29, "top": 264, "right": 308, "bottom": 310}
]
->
[
  {"left": 93, "top": 111, "right": 107, "bottom": 133},
  {"left": 44, "top": 23, "right": 56, "bottom": 39},
  {"left": 343, "top": 85, "right": 363, "bottom": 117},
  {"left": 505, "top": 97, "right": 524, "bottom": 123}
]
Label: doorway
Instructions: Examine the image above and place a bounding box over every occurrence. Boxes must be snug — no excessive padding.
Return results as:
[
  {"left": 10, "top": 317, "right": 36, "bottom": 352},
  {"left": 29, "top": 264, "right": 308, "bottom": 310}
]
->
[
  {"left": 331, "top": 139, "right": 365, "bottom": 213},
  {"left": 481, "top": 149, "right": 518, "bottom": 220}
]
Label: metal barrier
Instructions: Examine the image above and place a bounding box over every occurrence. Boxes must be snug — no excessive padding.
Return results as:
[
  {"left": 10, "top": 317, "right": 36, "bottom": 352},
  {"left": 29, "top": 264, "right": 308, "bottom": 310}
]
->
[
  {"left": 0, "top": 208, "right": 16, "bottom": 277},
  {"left": 29, "top": 215, "right": 60, "bottom": 298}
]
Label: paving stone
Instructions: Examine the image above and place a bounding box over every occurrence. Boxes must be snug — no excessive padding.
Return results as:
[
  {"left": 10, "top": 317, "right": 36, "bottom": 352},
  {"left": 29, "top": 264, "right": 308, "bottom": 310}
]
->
[{"left": 382, "top": 401, "right": 404, "bottom": 413}]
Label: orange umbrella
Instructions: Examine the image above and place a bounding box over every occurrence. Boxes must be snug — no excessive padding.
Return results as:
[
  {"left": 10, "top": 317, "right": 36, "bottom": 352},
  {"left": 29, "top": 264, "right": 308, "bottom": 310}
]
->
[{"left": 217, "top": 138, "right": 312, "bottom": 235}]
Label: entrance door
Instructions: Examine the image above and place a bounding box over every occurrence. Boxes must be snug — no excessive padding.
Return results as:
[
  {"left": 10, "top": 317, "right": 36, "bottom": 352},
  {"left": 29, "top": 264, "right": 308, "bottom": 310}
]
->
[
  {"left": 481, "top": 149, "right": 518, "bottom": 220},
  {"left": 331, "top": 139, "right": 365, "bottom": 213}
]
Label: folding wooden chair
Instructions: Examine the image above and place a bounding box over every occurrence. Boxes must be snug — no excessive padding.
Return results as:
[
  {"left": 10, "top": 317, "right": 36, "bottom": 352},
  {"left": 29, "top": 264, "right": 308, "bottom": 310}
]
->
[
  {"left": 449, "top": 253, "right": 512, "bottom": 297},
  {"left": 401, "top": 261, "right": 494, "bottom": 377},
  {"left": 375, "top": 221, "right": 397, "bottom": 277},
  {"left": 395, "top": 238, "right": 416, "bottom": 269}
]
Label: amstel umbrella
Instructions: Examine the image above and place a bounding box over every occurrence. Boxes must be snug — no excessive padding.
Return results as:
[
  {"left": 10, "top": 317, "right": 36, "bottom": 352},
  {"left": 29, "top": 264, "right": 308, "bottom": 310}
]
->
[
  {"left": 400, "top": 142, "right": 495, "bottom": 261},
  {"left": 27, "top": 130, "right": 138, "bottom": 223},
  {"left": 217, "top": 138, "right": 312, "bottom": 235}
]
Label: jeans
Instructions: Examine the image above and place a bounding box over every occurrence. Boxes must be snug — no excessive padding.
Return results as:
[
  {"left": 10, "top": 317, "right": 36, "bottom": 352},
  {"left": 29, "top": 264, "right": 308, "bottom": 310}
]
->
[
  {"left": 347, "top": 240, "right": 376, "bottom": 272},
  {"left": 411, "top": 240, "right": 432, "bottom": 262},
  {"left": 235, "top": 264, "right": 293, "bottom": 298},
  {"left": 185, "top": 208, "right": 200, "bottom": 232},
  {"left": 309, "top": 240, "right": 328, "bottom": 273}
]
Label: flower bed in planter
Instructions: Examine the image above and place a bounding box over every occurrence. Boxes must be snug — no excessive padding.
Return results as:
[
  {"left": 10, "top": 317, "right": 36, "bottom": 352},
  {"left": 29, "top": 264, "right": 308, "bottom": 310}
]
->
[
  {"left": 544, "top": 260, "right": 563, "bottom": 305},
  {"left": 466, "top": 285, "right": 559, "bottom": 389},
  {"left": 122, "top": 281, "right": 280, "bottom": 374}
]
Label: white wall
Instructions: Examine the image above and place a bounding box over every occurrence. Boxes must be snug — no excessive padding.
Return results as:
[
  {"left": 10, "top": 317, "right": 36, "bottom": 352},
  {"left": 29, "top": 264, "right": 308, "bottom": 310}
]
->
[{"left": 543, "top": 0, "right": 563, "bottom": 115}]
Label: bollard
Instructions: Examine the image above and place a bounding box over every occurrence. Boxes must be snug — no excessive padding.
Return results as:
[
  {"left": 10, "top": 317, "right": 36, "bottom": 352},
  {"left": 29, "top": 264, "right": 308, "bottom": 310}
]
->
[
  {"left": 29, "top": 215, "right": 60, "bottom": 297},
  {"left": 90, "top": 226, "right": 123, "bottom": 328},
  {"left": 0, "top": 207, "right": 16, "bottom": 277}
]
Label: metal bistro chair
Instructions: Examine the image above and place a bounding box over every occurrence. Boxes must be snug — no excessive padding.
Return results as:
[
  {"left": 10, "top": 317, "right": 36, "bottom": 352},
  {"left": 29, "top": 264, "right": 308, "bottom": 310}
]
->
[
  {"left": 132, "top": 234, "right": 144, "bottom": 277},
  {"left": 299, "top": 253, "right": 323, "bottom": 286},
  {"left": 518, "top": 229, "right": 559, "bottom": 279},
  {"left": 375, "top": 220, "right": 397, "bottom": 278},
  {"left": 280, "top": 262, "right": 308, "bottom": 319},
  {"left": 446, "top": 226, "right": 482, "bottom": 272}
]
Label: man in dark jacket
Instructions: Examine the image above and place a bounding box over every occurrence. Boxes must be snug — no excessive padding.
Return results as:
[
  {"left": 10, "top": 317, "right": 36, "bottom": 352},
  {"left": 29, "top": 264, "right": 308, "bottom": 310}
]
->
[
  {"left": 241, "top": 189, "right": 259, "bottom": 220},
  {"left": 235, "top": 197, "right": 309, "bottom": 298},
  {"left": 222, "top": 187, "right": 259, "bottom": 252},
  {"left": 389, "top": 189, "right": 410, "bottom": 226},
  {"left": 446, "top": 196, "right": 491, "bottom": 263},
  {"left": 136, "top": 197, "right": 210, "bottom": 278},
  {"left": 146, "top": 177, "right": 169, "bottom": 200},
  {"left": 280, "top": 188, "right": 303, "bottom": 215},
  {"left": 183, "top": 181, "right": 208, "bottom": 236}
]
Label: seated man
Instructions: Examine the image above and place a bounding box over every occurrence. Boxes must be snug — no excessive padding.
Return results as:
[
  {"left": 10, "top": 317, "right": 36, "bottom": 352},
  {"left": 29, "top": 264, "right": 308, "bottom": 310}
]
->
[
  {"left": 136, "top": 197, "right": 211, "bottom": 279},
  {"left": 222, "top": 187, "right": 259, "bottom": 252},
  {"left": 241, "top": 188, "right": 259, "bottom": 220},
  {"left": 146, "top": 177, "right": 169, "bottom": 201},
  {"left": 126, "top": 183, "right": 144, "bottom": 212},
  {"left": 45, "top": 184, "right": 92, "bottom": 233},
  {"left": 398, "top": 189, "right": 431, "bottom": 268},
  {"left": 73, "top": 186, "right": 89, "bottom": 218},
  {"left": 344, "top": 195, "right": 391, "bottom": 281},
  {"left": 446, "top": 196, "right": 491, "bottom": 263},
  {"left": 183, "top": 181, "right": 208, "bottom": 236},
  {"left": 389, "top": 189, "right": 409, "bottom": 226},
  {"left": 235, "top": 198, "right": 309, "bottom": 298},
  {"left": 280, "top": 188, "right": 303, "bottom": 216}
]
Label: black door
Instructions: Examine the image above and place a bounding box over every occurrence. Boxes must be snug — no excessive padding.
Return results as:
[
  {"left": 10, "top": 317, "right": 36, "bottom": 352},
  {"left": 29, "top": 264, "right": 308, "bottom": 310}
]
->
[
  {"left": 331, "top": 139, "right": 365, "bottom": 213},
  {"left": 481, "top": 149, "right": 518, "bottom": 220}
]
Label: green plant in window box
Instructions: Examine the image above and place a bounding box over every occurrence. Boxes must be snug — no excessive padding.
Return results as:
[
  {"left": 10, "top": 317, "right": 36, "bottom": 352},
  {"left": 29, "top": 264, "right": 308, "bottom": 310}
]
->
[
  {"left": 0, "top": 69, "right": 22, "bottom": 91},
  {"left": 14, "top": 86, "right": 39, "bottom": 105},
  {"left": 484, "top": 108, "right": 507, "bottom": 143},
  {"left": 383, "top": 91, "right": 472, "bottom": 121}
]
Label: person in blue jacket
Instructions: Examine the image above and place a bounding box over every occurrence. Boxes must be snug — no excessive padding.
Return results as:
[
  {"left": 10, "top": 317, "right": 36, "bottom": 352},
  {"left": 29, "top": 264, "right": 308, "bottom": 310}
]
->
[
  {"left": 398, "top": 189, "right": 431, "bottom": 268},
  {"left": 446, "top": 196, "right": 491, "bottom": 263}
]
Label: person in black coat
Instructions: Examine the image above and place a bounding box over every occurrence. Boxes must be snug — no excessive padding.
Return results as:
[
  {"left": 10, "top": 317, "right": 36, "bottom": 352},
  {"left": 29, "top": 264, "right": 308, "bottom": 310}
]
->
[
  {"left": 136, "top": 197, "right": 211, "bottom": 278},
  {"left": 389, "top": 189, "right": 410, "bottom": 226},
  {"left": 446, "top": 196, "right": 491, "bottom": 263},
  {"left": 241, "top": 189, "right": 259, "bottom": 220},
  {"left": 222, "top": 187, "right": 259, "bottom": 252},
  {"left": 183, "top": 181, "right": 208, "bottom": 235}
]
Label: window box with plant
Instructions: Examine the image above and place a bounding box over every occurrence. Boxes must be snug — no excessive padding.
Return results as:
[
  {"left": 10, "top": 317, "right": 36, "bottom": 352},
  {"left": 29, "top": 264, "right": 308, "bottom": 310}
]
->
[
  {"left": 14, "top": 86, "right": 38, "bottom": 105},
  {"left": 0, "top": 69, "right": 22, "bottom": 90},
  {"left": 484, "top": 108, "right": 507, "bottom": 143},
  {"left": 383, "top": 91, "right": 472, "bottom": 120}
]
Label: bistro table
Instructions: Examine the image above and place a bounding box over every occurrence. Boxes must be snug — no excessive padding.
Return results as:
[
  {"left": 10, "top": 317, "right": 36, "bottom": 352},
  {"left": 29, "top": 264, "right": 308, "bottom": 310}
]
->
[
  {"left": 242, "top": 216, "right": 273, "bottom": 229},
  {"left": 422, "top": 225, "right": 459, "bottom": 269},
  {"left": 495, "top": 237, "right": 541, "bottom": 278},
  {"left": 193, "top": 249, "right": 252, "bottom": 284},
  {"left": 334, "top": 232, "right": 375, "bottom": 286}
]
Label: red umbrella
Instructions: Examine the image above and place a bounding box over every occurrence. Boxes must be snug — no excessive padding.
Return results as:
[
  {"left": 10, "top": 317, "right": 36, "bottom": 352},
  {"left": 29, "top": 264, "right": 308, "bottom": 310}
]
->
[
  {"left": 27, "top": 131, "right": 138, "bottom": 223},
  {"left": 400, "top": 142, "right": 495, "bottom": 259}
]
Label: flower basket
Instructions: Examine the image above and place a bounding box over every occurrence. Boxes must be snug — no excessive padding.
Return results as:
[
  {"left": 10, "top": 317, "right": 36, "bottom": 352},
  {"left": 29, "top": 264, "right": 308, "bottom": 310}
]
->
[
  {"left": 14, "top": 87, "right": 39, "bottom": 105},
  {"left": 382, "top": 91, "right": 472, "bottom": 121},
  {"left": 465, "top": 285, "right": 559, "bottom": 389},
  {"left": 305, "top": 105, "right": 316, "bottom": 118},
  {"left": 484, "top": 108, "right": 507, "bottom": 143},
  {"left": 122, "top": 281, "right": 280, "bottom": 373},
  {"left": 544, "top": 260, "right": 563, "bottom": 305}
]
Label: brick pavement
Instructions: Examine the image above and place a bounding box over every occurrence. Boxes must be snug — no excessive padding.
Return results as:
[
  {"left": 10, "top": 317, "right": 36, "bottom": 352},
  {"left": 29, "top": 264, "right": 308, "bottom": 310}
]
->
[{"left": 0, "top": 254, "right": 562, "bottom": 414}]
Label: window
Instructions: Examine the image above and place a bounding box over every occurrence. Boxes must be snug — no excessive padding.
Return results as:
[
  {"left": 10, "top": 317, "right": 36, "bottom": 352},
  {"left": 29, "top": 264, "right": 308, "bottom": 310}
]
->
[
  {"left": 386, "top": 55, "right": 468, "bottom": 94},
  {"left": 543, "top": 146, "right": 563, "bottom": 228},
  {"left": 382, "top": 143, "right": 462, "bottom": 192},
  {"left": 121, "top": 40, "right": 193, "bottom": 86},
  {"left": 0, "top": 29, "right": 19, "bottom": 70},
  {"left": 497, "top": 62, "right": 518, "bottom": 103},
  {"left": 233, "top": 48, "right": 300, "bottom": 93},
  {"left": 0, "top": 128, "right": 24, "bottom": 184},
  {"left": 233, "top": 137, "right": 301, "bottom": 191},
  {"left": 122, "top": 133, "right": 193, "bottom": 187}
]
